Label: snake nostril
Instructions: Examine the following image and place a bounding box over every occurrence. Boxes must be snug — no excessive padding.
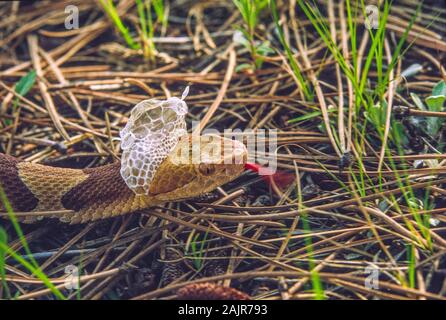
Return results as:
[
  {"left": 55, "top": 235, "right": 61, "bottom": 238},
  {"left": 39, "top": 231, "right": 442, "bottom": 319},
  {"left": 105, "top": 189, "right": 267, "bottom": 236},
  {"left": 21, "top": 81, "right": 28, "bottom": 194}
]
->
[{"left": 198, "top": 163, "right": 216, "bottom": 176}]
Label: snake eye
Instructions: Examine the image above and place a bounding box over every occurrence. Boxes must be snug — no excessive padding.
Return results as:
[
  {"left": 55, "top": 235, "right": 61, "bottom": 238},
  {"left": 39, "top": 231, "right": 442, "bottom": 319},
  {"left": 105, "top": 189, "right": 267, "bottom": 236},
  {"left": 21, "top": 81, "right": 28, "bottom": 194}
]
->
[{"left": 198, "top": 163, "right": 216, "bottom": 176}]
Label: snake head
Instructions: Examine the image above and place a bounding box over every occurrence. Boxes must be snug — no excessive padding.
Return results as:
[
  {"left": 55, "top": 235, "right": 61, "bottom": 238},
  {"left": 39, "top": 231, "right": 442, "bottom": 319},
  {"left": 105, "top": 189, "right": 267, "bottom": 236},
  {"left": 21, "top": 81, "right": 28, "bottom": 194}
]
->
[
  {"left": 120, "top": 93, "right": 247, "bottom": 199},
  {"left": 148, "top": 134, "right": 247, "bottom": 201}
]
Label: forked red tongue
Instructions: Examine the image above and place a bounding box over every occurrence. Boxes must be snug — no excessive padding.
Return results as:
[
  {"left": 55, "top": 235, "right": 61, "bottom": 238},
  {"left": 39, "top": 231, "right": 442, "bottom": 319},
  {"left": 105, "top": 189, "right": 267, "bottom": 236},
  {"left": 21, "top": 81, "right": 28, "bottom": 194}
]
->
[{"left": 244, "top": 163, "right": 295, "bottom": 189}]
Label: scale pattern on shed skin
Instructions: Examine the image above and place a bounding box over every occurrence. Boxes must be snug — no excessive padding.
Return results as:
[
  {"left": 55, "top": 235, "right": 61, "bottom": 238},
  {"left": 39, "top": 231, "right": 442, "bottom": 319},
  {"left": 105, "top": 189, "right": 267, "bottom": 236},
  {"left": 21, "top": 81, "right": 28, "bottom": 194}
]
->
[{"left": 0, "top": 135, "right": 247, "bottom": 224}]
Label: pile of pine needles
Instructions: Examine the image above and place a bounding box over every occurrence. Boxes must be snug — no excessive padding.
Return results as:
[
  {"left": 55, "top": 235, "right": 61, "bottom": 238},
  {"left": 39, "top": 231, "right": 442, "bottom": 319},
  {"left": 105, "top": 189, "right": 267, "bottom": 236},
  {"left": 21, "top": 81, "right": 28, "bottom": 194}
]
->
[{"left": 0, "top": 0, "right": 446, "bottom": 300}]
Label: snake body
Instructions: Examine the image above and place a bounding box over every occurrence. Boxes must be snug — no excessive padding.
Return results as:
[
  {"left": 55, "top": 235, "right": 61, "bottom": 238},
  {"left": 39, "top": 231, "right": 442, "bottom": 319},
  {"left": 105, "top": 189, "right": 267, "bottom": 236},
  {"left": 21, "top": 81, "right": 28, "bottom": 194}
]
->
[
  {"left": 1, "top": 95, "right": 248, "bottom": 224},
  {"left": 0, "top": 135, "right": 247, "bottom": 224}
]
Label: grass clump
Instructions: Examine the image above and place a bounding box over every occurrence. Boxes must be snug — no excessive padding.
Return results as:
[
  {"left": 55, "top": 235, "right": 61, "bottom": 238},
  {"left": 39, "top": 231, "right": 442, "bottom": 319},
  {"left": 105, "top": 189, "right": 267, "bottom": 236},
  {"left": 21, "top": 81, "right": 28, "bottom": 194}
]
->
[
  {"left": 233, "top": 0, "right": 273, "bottom": 71},
  {"left": 99, "top": 0, "right": 167, "bottom": 60}
]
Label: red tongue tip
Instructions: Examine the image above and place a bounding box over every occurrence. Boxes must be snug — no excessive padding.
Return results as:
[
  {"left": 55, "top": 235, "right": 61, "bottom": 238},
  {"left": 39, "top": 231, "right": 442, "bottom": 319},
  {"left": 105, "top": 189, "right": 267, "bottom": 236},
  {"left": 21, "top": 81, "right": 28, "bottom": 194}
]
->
[
  {"left": 244, "top": 162, "right": 295, "bottom": 189},
  {"left": 244, "top": 162, "right": 265, "bottom": 173}
]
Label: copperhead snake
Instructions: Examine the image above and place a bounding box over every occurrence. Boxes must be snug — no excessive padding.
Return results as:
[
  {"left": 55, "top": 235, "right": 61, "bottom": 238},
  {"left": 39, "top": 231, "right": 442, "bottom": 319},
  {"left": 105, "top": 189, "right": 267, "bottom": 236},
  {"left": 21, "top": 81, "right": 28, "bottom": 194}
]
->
[{"left": 0, "top": 93, "right": 247, "bottom": 224}]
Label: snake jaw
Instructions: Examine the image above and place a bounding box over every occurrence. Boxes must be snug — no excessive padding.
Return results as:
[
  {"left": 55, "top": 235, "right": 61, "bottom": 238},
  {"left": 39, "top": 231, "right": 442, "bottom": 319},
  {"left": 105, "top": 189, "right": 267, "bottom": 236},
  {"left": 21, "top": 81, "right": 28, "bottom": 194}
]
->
[{"left": 217, "top": 138, "right": 247, "bottom": 177}]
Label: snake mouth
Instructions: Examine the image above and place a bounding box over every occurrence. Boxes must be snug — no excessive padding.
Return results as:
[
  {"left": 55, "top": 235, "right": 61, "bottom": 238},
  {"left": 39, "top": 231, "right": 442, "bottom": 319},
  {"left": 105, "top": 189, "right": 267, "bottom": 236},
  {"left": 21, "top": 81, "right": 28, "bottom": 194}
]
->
[
  {"left": 179, "top": 139, "right": 247, "bottom": 197},
  {"left": 220, "top": 139, "right": 247, "bottom": 176}
]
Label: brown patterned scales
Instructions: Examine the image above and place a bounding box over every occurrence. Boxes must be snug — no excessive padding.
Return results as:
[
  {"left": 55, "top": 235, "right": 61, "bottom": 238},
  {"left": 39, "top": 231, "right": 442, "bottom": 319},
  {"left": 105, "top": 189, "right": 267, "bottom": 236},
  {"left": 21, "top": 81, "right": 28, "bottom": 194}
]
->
[
  {"left": 0, "top": 134, "right": 246, "bottom": 224},
  {"left": 0, "top": 95, "right": 247, "bottom": 224}
]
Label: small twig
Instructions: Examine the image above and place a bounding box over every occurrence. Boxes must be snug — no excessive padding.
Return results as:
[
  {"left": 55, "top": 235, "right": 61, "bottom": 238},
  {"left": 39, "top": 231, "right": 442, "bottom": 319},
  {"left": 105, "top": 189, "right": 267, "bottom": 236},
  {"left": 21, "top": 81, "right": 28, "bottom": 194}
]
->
[
  {"left": 28, "top": 34, "right": 70, "bottom": 141},
  {"left": 193, "top": 47, "right": 236, "bottom": 135}
]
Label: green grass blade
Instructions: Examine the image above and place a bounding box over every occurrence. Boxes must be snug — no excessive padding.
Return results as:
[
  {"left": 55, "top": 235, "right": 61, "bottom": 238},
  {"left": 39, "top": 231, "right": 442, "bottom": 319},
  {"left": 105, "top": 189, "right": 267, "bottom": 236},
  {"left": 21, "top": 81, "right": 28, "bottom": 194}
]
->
[
  {"left": 99, "top": 0, "right": 140, "bottom": 50},
  {"left": 270, "top": 0, "right": 312, "bottom": 100},
  {"left": 0, "top": 227, "right": 11, "bottom": 299},
  {"left": 15, "top": 70, "right": 36, "bottom": 96},
  {"left": 0, "top": 186, "right": 66, "bottom": 299},
  {"left": 0, "top": 241, "right": 66, "bottom": 300}
]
